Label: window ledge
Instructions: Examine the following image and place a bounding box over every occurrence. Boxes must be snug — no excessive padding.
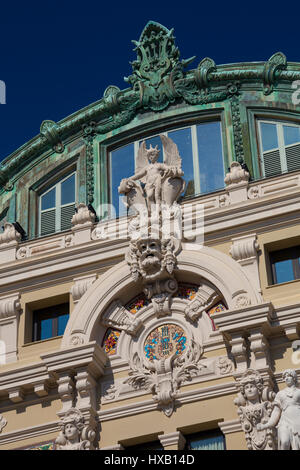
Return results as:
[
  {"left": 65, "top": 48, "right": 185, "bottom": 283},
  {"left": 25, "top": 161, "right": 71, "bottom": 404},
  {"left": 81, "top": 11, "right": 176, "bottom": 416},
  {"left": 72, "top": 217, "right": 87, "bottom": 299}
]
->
[
  {"left": 23, "top": 335, "right": 63, "bottom": 347},
  {"left": 266, "top": 278, "right": 300, "bottom": 289}
]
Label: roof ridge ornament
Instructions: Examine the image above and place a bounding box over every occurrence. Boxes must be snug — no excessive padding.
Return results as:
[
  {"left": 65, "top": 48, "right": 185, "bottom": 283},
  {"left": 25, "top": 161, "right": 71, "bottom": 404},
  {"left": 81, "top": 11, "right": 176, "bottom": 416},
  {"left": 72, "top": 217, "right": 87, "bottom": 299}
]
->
[{"left": 124, "top": 21, "right": 195, "bottom": 111}]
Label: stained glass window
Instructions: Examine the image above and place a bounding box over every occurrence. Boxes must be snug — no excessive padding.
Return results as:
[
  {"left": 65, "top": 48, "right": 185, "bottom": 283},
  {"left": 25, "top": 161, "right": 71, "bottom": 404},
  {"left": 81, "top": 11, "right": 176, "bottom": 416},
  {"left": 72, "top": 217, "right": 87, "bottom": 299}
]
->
[
  {"left": 176, "top": 283, "right": 198, "bottom": 300},
  {"left": 207, "top": 302, "right": 227, "bottom": 330},
  {"left": 125, "top": 293, "right": 150, "bottom": 314},
  {"left": 144, "top": 324, "right": 187, "bottom": 362},
  {"left": 102, "top": 328, "right": 121, "bottom": 356}
]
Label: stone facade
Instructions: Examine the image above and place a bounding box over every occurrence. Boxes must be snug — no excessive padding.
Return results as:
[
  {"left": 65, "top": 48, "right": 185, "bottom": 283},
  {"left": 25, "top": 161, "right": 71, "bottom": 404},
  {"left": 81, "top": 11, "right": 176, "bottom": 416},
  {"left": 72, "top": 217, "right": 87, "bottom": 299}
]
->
[{"left": 0, "top": 21, "right": 300, "bottom": 450}]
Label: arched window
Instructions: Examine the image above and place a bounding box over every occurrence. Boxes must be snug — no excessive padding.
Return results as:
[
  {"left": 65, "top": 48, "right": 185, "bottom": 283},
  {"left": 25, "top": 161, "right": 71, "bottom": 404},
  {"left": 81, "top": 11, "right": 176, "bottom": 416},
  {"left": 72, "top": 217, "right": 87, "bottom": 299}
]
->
[
  {"left": 258, "top": 120, "right": 300, "bottom": 177},
  {"left": 39, "top": 172, "right": 76, "bottom": 236}
]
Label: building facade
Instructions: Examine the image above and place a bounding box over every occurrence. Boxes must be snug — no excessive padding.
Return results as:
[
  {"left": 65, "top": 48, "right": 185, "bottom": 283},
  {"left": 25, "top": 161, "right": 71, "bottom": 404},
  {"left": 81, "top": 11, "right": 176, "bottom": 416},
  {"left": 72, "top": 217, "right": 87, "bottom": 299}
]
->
[{"left": 0, "top": 21, "right": 300, "bottom": 450}]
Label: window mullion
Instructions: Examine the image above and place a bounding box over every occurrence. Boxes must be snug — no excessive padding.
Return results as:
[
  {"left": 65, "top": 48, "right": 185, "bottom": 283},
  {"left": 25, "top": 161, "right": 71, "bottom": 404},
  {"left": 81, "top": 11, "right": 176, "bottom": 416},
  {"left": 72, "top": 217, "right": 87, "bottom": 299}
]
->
[
  {"left": 277, "top": 124, "right": 287, "bottom": 173},
  {"left": 56, "top": 183, "right": 61, "bottom": 233},
  {"left": 191, "top": 126, "right": 201, "bottom": 195}
]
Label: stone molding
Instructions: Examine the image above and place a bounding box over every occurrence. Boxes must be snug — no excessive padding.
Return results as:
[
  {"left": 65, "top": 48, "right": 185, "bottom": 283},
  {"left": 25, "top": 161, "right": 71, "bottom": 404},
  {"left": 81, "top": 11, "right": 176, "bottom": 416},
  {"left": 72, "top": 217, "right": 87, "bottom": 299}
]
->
[
  {"left": 158, "top": 431, "right": 186, "bottom": 450},
  {"left": 0, "top": 169, "right": 298, "bottom": 273},
  {"left": 218, "top": 419, "right": 242, "bottom": 434},
  {"left": 98, "top": 380, "right": 237, "bottom": 422},
  {"left": 224, "top": 162, "right": 250, "bottom": 204},
  {"left": 100, "top": 444, "right": 124, "bottom": 450},
  {"left": 71, "top": 204, "right": 95, "bottom": 245},
  {"left": 0, "top": 420, "right": 59, "bottom": 445}
]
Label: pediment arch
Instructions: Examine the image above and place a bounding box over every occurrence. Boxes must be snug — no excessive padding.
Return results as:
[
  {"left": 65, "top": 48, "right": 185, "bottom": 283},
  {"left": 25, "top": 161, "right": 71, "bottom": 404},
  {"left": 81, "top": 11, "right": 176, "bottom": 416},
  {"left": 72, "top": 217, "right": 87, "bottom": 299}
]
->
[{"left": 62, "top": 245, "right": 261, "bottom": 350}]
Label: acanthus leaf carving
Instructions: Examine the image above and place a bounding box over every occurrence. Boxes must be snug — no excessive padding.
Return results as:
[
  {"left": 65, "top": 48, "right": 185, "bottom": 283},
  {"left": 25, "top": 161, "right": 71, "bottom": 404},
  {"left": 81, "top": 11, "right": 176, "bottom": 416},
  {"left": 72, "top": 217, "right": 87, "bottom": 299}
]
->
[{"left": 124, "top": 340, "right": 205, "bottom": 417}]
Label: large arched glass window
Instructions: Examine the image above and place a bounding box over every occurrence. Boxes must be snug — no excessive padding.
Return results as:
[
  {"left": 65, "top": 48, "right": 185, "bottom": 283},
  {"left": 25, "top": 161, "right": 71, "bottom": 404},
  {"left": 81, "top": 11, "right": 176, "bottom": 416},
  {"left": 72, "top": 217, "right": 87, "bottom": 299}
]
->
[
  {"left": 39, "top": 172, "right": 76, "bottom": 236},
  {"left": 109, "top": 121, "right": 225, "bottom": 218},
  {"left": 258, "top": 120, "right": 300, "bottom": 177}
]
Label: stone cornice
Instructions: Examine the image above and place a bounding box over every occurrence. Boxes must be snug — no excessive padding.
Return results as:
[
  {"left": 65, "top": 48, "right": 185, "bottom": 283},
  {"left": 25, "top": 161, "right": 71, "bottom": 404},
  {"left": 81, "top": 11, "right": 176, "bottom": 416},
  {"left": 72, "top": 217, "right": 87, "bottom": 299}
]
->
[
  {"left": 218, "top": 419, "right": 242, "bottom": 434},
  {"left": 98, "top": 381, "right": 237, "bottom": 422},
  {"left": 0, "top": 171, "right": 300, "bottom": 291}
]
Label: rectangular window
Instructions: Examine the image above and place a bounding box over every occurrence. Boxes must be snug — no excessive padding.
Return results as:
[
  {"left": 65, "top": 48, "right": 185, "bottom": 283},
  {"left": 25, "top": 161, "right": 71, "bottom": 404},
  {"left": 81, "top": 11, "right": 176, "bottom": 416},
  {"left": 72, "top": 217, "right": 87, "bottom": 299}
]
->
[
  {"left": 39, "top": 172, "right": 76, "bottom": 236},
  {"left": 185, "top": 430, "right": 226, "bottom": 450},
  {"left": 32, "top": 303, "right": 69, "bottom": 341},
  {"left": 270, "top": 246, "right": 300, "bottom": 285},
  {"left": 109, "top": 121, "right": 224, "bottom": 218},
  {"left": 258, "top": 120, "right": 300, "bottom": 177}
]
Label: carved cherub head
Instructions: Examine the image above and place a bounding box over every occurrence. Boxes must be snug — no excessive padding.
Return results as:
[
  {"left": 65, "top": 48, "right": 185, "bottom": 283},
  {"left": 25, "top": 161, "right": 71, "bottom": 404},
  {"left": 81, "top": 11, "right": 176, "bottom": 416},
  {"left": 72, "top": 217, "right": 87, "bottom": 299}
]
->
[{"left": 146, "top": 144, "right": 160, "bottom": 163}]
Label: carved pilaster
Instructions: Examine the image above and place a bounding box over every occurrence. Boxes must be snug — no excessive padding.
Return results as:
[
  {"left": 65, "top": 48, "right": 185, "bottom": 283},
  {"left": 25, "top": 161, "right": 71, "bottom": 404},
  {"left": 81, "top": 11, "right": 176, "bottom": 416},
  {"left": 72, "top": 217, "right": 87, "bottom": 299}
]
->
[
  {"left": 75, "top": 369, "right": 97, "bottom": 433},
  {"left": 71, "top": 203, "right": 95, "bottom": 245},
  {"left": 248, "top": 329, "right": 273, "bottom": 386},
  {"left": 230, "top": 234, "right": 261, "bottom": 295},
  {"left": 57, "top": 372, "right": 75, "bottom": 418},
  {"left": 0, "top": 223, "right": 21, "bottom": 263},
  {"left": 224, "top": 161, "right": 250, "bottom": 204},
  {"left": 230, "top": 333, "right": 248, "bottom": 375},
  {"left": 0, "top": 293, "right": 22, "bottom": 363}
]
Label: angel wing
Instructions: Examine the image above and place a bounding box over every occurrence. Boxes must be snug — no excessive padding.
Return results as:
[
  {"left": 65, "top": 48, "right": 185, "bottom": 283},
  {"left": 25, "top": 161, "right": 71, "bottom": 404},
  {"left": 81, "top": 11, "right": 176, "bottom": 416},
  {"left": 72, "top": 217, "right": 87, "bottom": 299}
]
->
[
  {"left": 135, "top": 141, "right": 149, "bottom": 182},
  {"left": 160, "top": 134, "right": 182, "bottom": 169}
]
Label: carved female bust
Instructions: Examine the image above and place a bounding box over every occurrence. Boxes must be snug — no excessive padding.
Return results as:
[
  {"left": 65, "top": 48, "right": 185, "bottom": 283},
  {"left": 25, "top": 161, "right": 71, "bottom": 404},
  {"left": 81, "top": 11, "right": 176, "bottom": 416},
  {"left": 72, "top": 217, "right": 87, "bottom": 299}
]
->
[
  {"left": 234, "top": 369, "right": 276, "bottom": 450},
  {"left": 55, "top": 408, "right": 95, "bottom": 450}
]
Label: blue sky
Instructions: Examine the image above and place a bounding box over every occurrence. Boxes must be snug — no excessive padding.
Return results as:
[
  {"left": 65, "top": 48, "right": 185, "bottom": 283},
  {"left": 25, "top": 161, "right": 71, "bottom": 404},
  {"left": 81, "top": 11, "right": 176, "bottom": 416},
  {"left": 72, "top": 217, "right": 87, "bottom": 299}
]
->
[{"left": 0, "top": 1, "right": 299, "bottom": 162}]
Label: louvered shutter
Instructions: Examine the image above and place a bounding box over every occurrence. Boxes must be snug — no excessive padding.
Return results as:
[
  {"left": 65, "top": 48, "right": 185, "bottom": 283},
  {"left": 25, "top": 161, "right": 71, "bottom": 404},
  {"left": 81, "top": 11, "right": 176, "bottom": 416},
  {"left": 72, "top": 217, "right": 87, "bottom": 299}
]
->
[
  {"left": 40, "top": 209, "right": 56, "bottom": 236},
  {"left": 285, "top": 144, "right": 300, "bottom": 172},
  {"left": 61, "top": 204, "right": 75, "bottom": 231},
  {"left": 262, "top": 149, "right": 281, "bottom": 177}
]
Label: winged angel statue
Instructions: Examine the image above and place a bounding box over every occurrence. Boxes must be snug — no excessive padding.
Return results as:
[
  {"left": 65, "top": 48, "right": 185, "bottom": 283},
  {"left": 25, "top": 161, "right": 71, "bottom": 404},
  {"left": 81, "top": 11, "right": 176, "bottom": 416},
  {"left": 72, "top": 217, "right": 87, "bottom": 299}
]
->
[{"left": 118, "top": 135, "right": 185, "bottom": 221}]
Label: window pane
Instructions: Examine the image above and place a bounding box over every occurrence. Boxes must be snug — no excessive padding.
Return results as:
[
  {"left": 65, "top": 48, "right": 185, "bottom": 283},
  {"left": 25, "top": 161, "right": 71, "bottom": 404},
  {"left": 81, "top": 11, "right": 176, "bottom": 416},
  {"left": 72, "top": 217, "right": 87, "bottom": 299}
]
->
[
  {"left": 61, "top": 174, "right": 75, "bottom": 206},
  {"left": 40, "top": 318, "right": 53, "bottom": 340},
  {"left": 197, "top": 122, "right": 224, "bottom": 194},
  {"left": 274, "top": 259, "right": 295, "bottom": 284},
  {"left": 111, "top": 143, "right": 135, "bottom": 218},
  {"left": 189, "top": 435, "right": 225, "bottom": 450},
  {"left": 143, "top": 135, "right": 163, "bottom": 163},
  {"left": 283, "top": 125, "right": 300, "bottom": 146},
  {"left": 260, "top": 122, "right": 278, "bottom": 151},
  {"left": 57, "top": 314, "right": 69, "bottom": 336},
  {"left": 168, "top": 127, "right": 195, "bottom": 197},
  {"left": 41, "top": 188, "right": 56, "bottom": 211}
]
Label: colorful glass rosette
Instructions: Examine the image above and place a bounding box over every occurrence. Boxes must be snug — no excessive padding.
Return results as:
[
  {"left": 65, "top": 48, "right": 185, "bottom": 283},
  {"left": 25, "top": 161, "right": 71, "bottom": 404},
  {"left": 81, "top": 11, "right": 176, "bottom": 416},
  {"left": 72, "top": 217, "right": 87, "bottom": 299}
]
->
[
  {"left": 26, "top": 442, "right": 55, "bottom": 450},
  {"left": 207, "top": 302, "right": 227, "bottom": 330},
  {"left": 176, "top": 284, "right": 198, "bottom": 301},
  {"left": 144, "top": 324, "right": 187, "bottom": 362},
  {"left": 102, "top": 328, "right": 121, "bottom": 355},
  {"left": 125, "top": 293, "right": 150, "bottom": 314}
]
